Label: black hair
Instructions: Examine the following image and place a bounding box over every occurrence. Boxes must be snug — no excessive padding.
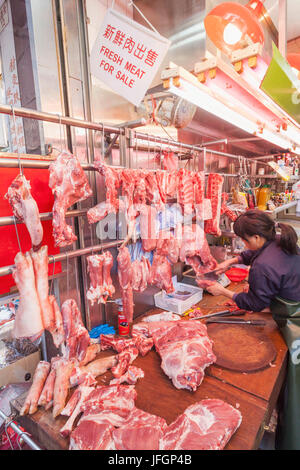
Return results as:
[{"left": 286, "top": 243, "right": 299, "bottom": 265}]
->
[{"left": 233, "top": 209, "right": 299, "bottom": 255}]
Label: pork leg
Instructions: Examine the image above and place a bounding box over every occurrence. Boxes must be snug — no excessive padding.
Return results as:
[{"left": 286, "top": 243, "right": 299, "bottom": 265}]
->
[
  {"left": 20, "top": 361, "right": 50, "bottom": 415},
  {"left": 12, "top": 251, "right": 44, "bottom": 341}
]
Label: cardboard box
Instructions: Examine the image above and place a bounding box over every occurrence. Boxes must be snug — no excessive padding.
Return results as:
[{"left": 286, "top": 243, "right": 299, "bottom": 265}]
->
[
  {"left": 0, "top": 350, "right": 41, "bottom": 387},
  {"left": 0, "top": 321, "right": 41, "bottom": 387}
]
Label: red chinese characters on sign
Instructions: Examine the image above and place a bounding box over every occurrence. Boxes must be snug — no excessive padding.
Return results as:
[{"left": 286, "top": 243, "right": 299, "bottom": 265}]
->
[
  {"left": 91, "top": 8, "right": 170, "bottom": 106},
  {"left": 103, "top": 24, "right": 159, "bottom": 67}
]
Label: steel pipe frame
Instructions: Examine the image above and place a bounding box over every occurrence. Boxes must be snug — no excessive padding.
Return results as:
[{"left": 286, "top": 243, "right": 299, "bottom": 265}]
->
[
  {"left": 0, "top": 208, "right": 87, "bottom": 227},
  {"left": 0, "top": 103, "right": 272, "bottom": 166},
  {"left": 0, "top": 239, "right": 124, "bottom": 277},
  {"left": 0, "top": 409, "right": 41, "bottom": 450}
]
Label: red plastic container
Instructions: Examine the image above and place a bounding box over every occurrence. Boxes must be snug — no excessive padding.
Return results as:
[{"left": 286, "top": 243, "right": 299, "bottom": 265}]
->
[{"left": 225, "top": 267, "right": 248, "bottom": 282}]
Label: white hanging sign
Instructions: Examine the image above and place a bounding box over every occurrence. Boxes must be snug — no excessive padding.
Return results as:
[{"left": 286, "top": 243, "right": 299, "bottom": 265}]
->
[{"left": 90, "top": 8, "right": 170, "bottom": 107}]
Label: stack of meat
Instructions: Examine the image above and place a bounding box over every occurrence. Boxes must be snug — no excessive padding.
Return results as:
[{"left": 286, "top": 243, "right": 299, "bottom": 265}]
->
[
  {"left": 68, "top": 387, "right": 241, "bottom": 450},
  {"left": 132, "top": 319, "right": 216, "bottom": 392},
  {"left": 69, "top": 384, "right": 168, "bottom": 450},
  {"left": 87, "top": 251, "right": 115, "bottom": 305},
  {"left": 19, "top": 328, "right": 119, "bottom": 420}
]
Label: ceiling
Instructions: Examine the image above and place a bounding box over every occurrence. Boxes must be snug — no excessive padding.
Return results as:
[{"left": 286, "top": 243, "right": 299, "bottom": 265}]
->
[{"left": 265, "top": 0, "right": 300, "bottom": 42}]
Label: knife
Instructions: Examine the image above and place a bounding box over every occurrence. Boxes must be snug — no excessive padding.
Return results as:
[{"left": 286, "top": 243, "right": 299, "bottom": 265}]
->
[
  {"left": 190, "top": 309, "right": 247, "bottom": 321},
  {"left": 202, "top": 269, "right": 220, "bottom": 281},
  {"left": 205, "top": 318, "right": 266, "bottom": 326}
]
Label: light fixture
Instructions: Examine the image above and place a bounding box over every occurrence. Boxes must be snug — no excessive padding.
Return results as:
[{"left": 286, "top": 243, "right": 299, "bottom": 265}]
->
[
  {"left": 204, "top": 1, "right": 265, "bottom": 57},
  {"left": 161, "top": 64, "right": 300, "bottom": 153}
]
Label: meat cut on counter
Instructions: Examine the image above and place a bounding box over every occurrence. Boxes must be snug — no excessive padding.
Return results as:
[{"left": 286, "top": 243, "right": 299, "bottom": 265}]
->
[
  {"left": 146, "top": 320, "right": 216, "bottom": 391},
  {"left": 160, "top": 399, "right": 242, "bottom": 450}
]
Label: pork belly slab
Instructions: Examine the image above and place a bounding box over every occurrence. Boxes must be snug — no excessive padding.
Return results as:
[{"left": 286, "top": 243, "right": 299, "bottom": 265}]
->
[{"left": 160, "top": 399, "right": 242, "bottom": 450}]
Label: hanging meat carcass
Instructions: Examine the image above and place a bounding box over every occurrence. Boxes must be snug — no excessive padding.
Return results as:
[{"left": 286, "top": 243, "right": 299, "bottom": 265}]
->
[
  {"left": 131, "top": 256, "right": 151, "bottom": 293},
  {"left": 149, "top": 252, "right": 174, "bottom": 294},
  {"left": 31, "top": 245, "right": 64, "bottom": 347},
  {"left": 60, "top": 299, "right": 91, "bottom": 363},
  {"left": 221, "top": 192, "right": 238, "bottom": 222},
  {"left": 177, "top": 168, "right": 194, "bottom": 216},
  {"left": 117, "top": 246, "right": 134, "bottom": 324},
  {"left": 87, "top": 162, "right": 121, "bottom": 224},
  {"left": 193, "top": 171, "right": 205, "bottom": 221},
  {"left": 5, "top": 174, "right": 43, "bottom": 249},
  {"left": 204, "top": 173, "right": 224, "bottom": 237},
  {"left": 87, "top": 251, "right": 115, "bottom": 305},
  {"left": 177, "top": 223, "right": 218, "bottom": 275},
  {"left": 49, "top": 150, "right": 93, "bottom": 247},
  {"left": 12, "top": 251, "right": 44, "bottom": 341}
]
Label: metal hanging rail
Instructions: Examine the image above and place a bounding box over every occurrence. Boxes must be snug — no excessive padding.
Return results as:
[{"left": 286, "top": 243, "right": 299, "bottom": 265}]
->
[
  {"left": 0, "top": 104, "right": 121, "bottom": 135},
  {"left": 0, "top": 239, "right": 124, "bottom": 277},
  {"left": 0, "top": 102, "right": 273, "bottom": 167},
  {"left": 0, "top": 208, "right": 88, "bottom": 227},
  {"left": 0, "top": 409, "right": 41, "bottom": 450}
]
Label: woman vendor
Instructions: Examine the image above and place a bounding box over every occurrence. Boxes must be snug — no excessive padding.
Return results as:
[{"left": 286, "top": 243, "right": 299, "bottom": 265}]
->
[
  {"left": 207, "top": 209, "right": 300, "bottom": 450},
  {"left": 206, "top": 209, "right": 300, "bottom": 311}
]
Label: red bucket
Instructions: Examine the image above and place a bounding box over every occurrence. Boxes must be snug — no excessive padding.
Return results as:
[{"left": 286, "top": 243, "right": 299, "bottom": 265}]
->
[{"left": 225, "top": 267, "right": 248, "bottom": 282}]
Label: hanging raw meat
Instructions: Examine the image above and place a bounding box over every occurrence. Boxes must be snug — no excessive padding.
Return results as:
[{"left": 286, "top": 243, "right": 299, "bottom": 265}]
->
[
  {"left": 117, "top": 246, "right": 134, "bottom": 323},
  {"left": 145, "top": 172, "right": 164, "bottom": 210},
  {"left": 131, "top": 256, "right": 151, "bottom": 292},
  {"left": 156, "top": 230, "right": 179, "bottom": 264},
  {"left": 5, "top": 174, "right": 43, "bottom": 249},
  {"left": 87, "top": 162, "right": 121, "bottom": 224},
  {"left": 87, "top": 251, "right": 115, "bottom": 305},
  {"left": 194, "top": 171, "right": 205, "bottom": 221},
  {"left": 149, "top": 252, "right": 174, "bottom": 294},
  {"left": 49, "top": 150, "right": 93, "bottom": 247},
  {"left": 204, "top": 173, "right": 224, "bottom": 237},
  {"left": 177, "top": 223, "right": 218, "bottom": 277},
  {"left": 30, "top": 245, "right": 64, "bottom": 346},
  {"left": 60, "top": 299, "right": 90, "bottom": 362},
  {"left": 139, "top": 204, "right": 158, "bottom": 252},
  {"left": 132, "top": 170, "right": 147, "bottom": 205},
  {"left": 155, "top": 170, "right": 168, "bottom": 205},
  {"left": 12, "top": 251, "right": 44, "bottom": 341},
  {"left": 177, "top": 168, "right": 194, "bottom": 215},
  {"left": 221, "top": 192, "right": 238, "bottom": 221},
  {"left": 161, "top": 151, "right": 179, "bottom": 172}
]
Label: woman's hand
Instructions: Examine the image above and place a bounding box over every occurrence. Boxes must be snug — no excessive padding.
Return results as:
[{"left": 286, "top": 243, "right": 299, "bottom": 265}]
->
[
  {"left": 214, "top": 259, "right": 235, "bottom": 275},
  {"left": 206, "top": 282, "right": 236, "bottom": 300},
  {"left": 206, "top": 283, "right": 228, "bottom": 297}
]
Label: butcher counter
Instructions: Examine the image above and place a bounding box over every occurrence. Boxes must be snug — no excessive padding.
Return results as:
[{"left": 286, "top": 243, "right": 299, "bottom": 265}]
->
[{"left": 10, "top": 281, "right": 288, "bottom": 451}]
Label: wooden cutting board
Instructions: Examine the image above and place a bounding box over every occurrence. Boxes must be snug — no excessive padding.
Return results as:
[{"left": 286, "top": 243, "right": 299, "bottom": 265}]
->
[{"left": 207, "top": 323, "right": 277, "bottom": 373}]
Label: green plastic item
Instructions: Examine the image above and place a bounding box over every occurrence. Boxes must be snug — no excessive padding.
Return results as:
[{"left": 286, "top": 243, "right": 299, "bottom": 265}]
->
[{"left": 270, "top": 296, "right": 300, "bottom": 450}]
